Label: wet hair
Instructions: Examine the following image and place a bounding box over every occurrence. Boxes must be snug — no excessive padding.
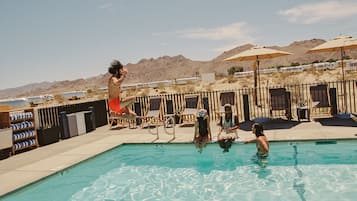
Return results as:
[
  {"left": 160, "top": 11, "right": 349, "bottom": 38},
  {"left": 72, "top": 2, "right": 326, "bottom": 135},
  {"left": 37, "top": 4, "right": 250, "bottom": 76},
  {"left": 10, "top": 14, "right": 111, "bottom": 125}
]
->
[
  {"left": 218, "top": 139, "right": 233, "bottom": 152},
  {"left": 252, "top": 123, "right": 264, "bottom": 137},
  {"left": 197, "top": 116, "right": 208, "bottom": 136},
  {"left": 108, "top": 60, "right": 123, "bottom": 77}
]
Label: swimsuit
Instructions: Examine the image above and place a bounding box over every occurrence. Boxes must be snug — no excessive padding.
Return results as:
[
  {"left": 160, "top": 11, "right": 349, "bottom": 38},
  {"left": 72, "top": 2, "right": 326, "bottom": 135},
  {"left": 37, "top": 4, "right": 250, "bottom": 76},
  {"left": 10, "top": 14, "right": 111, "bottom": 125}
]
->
[
  {"left": 108, "top": 98, "right": 126, "bottom": 115},
  {"left": 220, "top": 114, "right": 237, "bottom": 139}
]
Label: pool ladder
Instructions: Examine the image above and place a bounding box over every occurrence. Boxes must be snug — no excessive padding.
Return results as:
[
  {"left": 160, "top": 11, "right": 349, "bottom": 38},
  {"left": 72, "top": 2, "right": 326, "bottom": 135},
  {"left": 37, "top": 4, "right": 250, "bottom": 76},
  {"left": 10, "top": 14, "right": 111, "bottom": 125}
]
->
[{"left": 148, "top": 115, "right": 176, "bottom": 142}]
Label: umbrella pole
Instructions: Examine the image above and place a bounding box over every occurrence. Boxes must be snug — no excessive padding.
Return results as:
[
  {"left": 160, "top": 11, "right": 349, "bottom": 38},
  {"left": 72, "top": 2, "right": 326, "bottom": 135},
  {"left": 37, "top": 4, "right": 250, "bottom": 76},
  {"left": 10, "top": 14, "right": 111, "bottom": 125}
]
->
[
  {"left": 254, "top": 59, "right": 258, "bottom": 105},
  {"left": 257, "top": 59, "right": 261, "bottom": 106},
  {"left": 341, "top": 47, "right": 347, "bottom": 113}
]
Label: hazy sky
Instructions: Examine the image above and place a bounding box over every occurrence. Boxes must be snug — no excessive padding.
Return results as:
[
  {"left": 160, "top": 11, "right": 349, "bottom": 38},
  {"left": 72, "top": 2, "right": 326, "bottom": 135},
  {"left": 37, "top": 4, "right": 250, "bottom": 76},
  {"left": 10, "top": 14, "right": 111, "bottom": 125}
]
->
[{"left": 1, "top": 0, "right": 357, "bottom": 90}]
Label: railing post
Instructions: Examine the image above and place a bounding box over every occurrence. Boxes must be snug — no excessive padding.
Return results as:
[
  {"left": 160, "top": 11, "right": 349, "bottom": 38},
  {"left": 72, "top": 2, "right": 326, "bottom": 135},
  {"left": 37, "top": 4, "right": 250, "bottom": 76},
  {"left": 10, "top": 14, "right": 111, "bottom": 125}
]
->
[
  {"left": 329, "top": 88, "right": 338, "bottom": 115},
  {"left": 134, "top": 102, "right": 142, "bottom": 126},
  {"left": 202, "top": 97, "right": 209, "bottom": 115},
  {"left": 243, "top": 94, "right": 250, "bottom": 121}
]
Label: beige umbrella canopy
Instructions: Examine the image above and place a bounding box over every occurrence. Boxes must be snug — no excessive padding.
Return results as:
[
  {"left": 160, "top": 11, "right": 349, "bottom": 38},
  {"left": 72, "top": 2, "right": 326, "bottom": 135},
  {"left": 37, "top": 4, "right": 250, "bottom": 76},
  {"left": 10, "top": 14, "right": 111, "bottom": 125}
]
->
[
  {"left": 308, "top": 35, "right": 357, "bottom": 53},
  {"left": 308, "top": 35, "right": 357, "bottom": 113},
  {"left": 224, "top": 46, "right": 292, "bottom": 105},
  {"left": 224, "top": 46, "right": 292, "bottom": 61}
]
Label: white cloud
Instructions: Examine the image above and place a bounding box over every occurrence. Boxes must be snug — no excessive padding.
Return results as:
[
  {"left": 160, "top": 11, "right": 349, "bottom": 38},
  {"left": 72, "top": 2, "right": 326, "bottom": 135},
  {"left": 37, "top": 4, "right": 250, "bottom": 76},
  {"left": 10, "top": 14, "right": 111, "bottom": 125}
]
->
[
  {"left": 279, "top": 1, "right": 357, "bottom": 24},
  {"left": 178, "top": 22, "right": 253, "bottom": 41},
  {"left": 151, "top": 22, "right": 256, "bottom": 52},
  {"left": 176, "top": 22, "right": 255, "bottom": 52}
]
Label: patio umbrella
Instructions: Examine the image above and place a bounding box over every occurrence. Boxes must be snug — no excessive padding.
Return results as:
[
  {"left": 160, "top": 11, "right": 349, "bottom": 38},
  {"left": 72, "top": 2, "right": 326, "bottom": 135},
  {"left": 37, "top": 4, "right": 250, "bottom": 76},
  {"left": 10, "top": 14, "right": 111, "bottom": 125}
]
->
[
  {"left": 224, "top": 46, "right": 292, "bottom": 105},
  {"left": 308, "top": 35, "right": 357, "bottom": 114}
]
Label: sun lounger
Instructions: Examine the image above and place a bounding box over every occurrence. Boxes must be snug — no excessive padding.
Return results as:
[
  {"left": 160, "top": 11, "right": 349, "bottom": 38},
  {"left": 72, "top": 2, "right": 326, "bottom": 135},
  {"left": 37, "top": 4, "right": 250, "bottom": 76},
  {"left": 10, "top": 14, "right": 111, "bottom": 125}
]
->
[
  {"left": 269, "top": 88, "right": 292, "bottom": 120},
  {"left": 108, "top": 100, "right": 136, "bottom": 129},
  {"left": 215, "top": 91, "right": 237, "bottom": 123},
  {"left": 309, "top": 84, "right": 333, "bottom": 117},
  {"left": 179, "top": 95, "right": 200, "bottom": 126},
  {"left": 140, "top": 96, "right": 164, "bottom": 128},
  {"left": 108, "top": 112, "right": 136, "bottom": 129}
]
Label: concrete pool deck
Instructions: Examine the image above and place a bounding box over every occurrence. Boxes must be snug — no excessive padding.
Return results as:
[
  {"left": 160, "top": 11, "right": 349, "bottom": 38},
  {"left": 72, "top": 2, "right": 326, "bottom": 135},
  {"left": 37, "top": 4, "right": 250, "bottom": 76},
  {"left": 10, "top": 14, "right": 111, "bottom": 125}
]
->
[{"left": 1, "top": 118, "right": 357, "bottom": 196}]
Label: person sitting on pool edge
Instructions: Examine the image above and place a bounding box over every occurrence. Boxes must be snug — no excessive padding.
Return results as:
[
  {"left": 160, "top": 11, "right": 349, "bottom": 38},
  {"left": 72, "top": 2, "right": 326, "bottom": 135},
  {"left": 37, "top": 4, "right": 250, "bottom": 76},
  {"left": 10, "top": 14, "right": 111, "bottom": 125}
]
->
[
  {"left": 194, "top": 109, "right": 212, "bottom": 153},
  {"left": 244, "top": 123, "right": 269, "bottom": 158},
  {"left": 218, "top": 104, "right": 239, "bottom": 152}
]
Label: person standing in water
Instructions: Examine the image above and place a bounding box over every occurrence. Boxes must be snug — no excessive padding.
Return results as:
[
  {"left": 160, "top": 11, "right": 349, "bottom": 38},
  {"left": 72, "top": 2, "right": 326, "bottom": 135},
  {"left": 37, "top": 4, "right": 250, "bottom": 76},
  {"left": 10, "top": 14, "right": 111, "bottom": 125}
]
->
[{"left": 244, "top": 123, "right": 269, "bottom": 158}]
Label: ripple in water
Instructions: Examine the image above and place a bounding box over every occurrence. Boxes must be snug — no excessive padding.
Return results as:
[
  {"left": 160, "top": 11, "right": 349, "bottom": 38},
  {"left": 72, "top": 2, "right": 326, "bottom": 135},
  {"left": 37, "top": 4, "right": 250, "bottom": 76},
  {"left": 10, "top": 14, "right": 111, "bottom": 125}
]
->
[{"left": 70, "top": 164, "right": 357, "bottom": 201}]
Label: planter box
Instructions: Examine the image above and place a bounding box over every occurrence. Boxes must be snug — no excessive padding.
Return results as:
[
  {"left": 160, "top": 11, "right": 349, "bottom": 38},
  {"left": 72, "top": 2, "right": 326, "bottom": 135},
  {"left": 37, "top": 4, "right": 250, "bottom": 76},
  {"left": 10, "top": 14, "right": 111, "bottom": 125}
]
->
[
  {"left": 37, "top": 126, "right": 60, "bottom": 146},
  {"left": 0, "top": 128, "right": 12, "bottom": 149},
  {"left": 0, "top": 147, "right": 11, "bottom": 160}
]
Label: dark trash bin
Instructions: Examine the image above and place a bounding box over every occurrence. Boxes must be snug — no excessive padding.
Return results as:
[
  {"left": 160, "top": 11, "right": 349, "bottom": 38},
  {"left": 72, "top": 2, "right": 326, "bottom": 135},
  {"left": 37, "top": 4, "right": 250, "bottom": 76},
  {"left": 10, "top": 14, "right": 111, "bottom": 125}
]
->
[
  {"left": 88, "top": 106, "right": 96, "bottom": 130},
  {"left": 37, "top": 126, "right": 60, "bottom": 146},
  {"left": 84, "top": 111, "right": 95, "bottom": 133},
  {"left": 60, "top": 111, "right": 70, "bottom": 139}
]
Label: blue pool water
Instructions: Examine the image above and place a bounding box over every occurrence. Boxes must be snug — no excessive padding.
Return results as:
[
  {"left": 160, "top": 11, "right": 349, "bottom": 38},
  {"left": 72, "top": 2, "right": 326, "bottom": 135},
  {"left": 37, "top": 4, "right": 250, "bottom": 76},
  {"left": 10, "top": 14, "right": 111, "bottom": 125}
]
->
[{"left": 2, "top": 140, "right": 357, "bottom": 201}]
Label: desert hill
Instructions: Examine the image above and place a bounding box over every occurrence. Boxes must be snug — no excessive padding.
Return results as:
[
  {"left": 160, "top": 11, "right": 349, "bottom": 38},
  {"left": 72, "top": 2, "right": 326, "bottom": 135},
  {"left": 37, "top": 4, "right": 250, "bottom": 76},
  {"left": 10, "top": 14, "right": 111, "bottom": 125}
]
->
[{"left": 1, "top": 38, "right": 357, "bottom": 99}]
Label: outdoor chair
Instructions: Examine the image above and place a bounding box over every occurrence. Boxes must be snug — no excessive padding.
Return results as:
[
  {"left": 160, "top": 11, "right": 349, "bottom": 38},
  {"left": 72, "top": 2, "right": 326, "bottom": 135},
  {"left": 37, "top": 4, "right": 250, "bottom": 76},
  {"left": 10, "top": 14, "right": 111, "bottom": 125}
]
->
[
  {"left": 179, "top": 95, "right": 200, "bottom": 126},
  {"left": 108, "top": 101, "right": 136, "bottom": 129},
  {"left": 269, "top": 88, "right": 292, "bottom": 120},
  {"left": 309, "top": 84, "right": 332, "bottom": 117},
  {"left": 215, "top": 91, "right": 237, "bottom": 123},
  {"left": 140, "top": 96, "right": 164, "bottom": 128}
]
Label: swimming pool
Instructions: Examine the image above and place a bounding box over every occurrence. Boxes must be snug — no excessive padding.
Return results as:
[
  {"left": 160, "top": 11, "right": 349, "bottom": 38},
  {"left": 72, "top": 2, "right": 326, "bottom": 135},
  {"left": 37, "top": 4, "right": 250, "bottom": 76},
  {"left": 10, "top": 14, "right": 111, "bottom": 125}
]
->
[{"left": 2, "top": 140, "right": 357, "bottom": 201}]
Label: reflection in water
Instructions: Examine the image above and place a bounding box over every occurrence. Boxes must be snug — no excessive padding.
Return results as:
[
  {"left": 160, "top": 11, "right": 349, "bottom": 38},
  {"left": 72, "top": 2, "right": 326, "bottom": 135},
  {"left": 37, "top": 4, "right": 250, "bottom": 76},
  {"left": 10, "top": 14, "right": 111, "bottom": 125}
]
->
[
  {"left": 292, "top": 143, "right": 306, "bottom": 201},
  {"left": 250, "top": 154, "right": 272, "bottom": 179},
  {"left": 154, "top": 144, "right": 165, "bottom": 153},
  {"left": 251, "top": 153, "right": 268, "bottom": 168},
  {"left": 256, "top": 167, "right": 272, "bottom": 179}
]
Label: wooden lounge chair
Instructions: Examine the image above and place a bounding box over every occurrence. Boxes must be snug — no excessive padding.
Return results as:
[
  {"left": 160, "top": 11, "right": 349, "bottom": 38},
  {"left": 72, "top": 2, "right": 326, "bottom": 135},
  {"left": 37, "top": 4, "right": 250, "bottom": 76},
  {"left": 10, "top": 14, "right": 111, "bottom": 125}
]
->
[
  {"left": 140, "top": 96, "right": 164, "bottom": 128},
  {"left": 269, "top": 88, "right": 292, "bottom": 120},
  {"left": 215, "top": 92, "right": 237, "bottom": 123},
  {"left": 309, "top": 84, "right": 332, "bottom": 117},
  {"left": 108, "top": 100, "right": 136, "bottom": 129},
  {"left": 108, "top": 112, "right": 136, "bottom": 129},
  {"left": 179, "top": 95, "right": 200, "bottom": 126}
]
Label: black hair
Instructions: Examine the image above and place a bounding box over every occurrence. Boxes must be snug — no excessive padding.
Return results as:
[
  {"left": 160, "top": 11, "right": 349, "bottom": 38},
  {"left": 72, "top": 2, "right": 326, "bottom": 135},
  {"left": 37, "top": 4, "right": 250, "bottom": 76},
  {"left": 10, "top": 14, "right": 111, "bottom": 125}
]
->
[
  {"left": 253, "top": 123, "right": 264, "bottom": 137},
  {"left": 218, "top": 139, "right": 233, "bottom": 152},
  {"left": 108, "top": 60, "right": 123, "bottom": 77},
  {"left": 224, "top": 105, "right": 233, "bottom": 121},
  {"left": 197, "top": 117, "right": 208, "bottom": 136},
  {"left": 108, "top": 66, "right": 118, "bottom": 75}
]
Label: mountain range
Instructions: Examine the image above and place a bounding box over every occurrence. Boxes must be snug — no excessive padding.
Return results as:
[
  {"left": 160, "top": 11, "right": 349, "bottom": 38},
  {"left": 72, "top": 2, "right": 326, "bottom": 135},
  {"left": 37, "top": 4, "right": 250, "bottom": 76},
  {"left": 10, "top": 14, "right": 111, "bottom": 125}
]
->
[{"left": 1, "top": 38, "right": 357, "bottom": 99}]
